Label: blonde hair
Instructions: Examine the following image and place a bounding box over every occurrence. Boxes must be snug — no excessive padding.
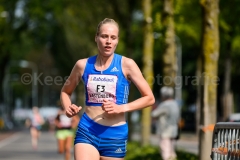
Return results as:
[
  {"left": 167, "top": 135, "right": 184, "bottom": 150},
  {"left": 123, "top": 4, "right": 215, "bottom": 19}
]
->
[{"left": 96, "top": 18, "right": 119, "bottom": 36}]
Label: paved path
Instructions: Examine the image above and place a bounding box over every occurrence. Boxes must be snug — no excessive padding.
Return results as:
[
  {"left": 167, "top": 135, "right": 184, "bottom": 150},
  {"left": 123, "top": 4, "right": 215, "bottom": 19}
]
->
[
  {"left": 0, "top": 130, "right": 198, "bottom": 160},
  {"left": 0, "top": 130, "right": 67, "bottom": 160}
]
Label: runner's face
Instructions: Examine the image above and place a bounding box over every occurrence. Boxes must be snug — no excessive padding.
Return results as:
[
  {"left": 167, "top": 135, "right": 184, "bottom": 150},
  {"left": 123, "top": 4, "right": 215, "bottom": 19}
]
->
[{"left": 95, "top": 24, "right": 119, "bottom": 56}]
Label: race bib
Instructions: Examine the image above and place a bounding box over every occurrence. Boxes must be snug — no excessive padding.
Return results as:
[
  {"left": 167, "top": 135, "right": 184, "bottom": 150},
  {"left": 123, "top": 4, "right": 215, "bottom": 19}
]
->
[{"left": 87, "top": 74, "right": 118, "bottom": 103}]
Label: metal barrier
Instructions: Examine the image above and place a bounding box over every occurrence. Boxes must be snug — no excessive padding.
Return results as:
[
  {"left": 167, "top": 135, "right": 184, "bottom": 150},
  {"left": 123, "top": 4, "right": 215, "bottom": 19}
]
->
[{"left": 211, "top": 122, "right": 240, "bottom": 160}]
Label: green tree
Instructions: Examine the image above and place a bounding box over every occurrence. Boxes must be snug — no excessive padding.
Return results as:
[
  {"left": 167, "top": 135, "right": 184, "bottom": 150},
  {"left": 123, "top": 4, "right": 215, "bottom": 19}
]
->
[
  {"left": 162, "top": 0, "right": 176, "bottom": 87},
  {"left": 141, "top": 0, "right": 154, "bottom": 146},
  {"left": 199, "top": 0, "right": 219, "bottom": 160},
  {"left": 174, "top": 0, "right": 202, "bottom": 136},
  {"left": 219, "top": 0, "right": 240, "bottom": 121}
]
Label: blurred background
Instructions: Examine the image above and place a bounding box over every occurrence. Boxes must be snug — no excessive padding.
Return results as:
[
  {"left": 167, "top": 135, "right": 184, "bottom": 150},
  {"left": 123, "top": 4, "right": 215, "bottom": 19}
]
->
[{"left": 0, "top": 0, "right": 240, "bottom": 137}]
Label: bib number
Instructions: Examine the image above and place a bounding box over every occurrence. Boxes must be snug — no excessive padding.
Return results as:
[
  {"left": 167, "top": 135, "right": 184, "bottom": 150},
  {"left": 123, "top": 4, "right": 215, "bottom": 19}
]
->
[{"left": 87, "top": 74, "right": 118, "bottom": 103}]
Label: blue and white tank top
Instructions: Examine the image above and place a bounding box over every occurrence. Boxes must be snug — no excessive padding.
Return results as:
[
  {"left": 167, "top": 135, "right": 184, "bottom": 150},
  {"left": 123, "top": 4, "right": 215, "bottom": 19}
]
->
[{"left": 82, "top": 53, "right": 131, "bottom": 106}]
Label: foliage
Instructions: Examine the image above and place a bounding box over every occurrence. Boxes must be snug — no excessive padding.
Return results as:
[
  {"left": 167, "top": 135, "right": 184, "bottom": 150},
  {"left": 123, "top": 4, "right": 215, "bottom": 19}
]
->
[
  {"left": 219, "top": 0, "right": 240, "bottom": 96},
  {"left": 0, "top": 0, "right": 212, "bottom": 107},
  {"left": 0, "top": 0, "right": 240, "bottom": 137},
  {"left": 125, "top": 141, "right": 198, "bottom": 160}
]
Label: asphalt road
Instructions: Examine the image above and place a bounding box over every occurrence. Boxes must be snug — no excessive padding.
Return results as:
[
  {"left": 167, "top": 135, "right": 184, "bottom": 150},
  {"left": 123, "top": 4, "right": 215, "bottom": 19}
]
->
[
  {"left": 0, "top": 130, "right": 67, "bottom": 160},
  {"left": 0, "top": 130, "right": 198, "bottom": 160}
]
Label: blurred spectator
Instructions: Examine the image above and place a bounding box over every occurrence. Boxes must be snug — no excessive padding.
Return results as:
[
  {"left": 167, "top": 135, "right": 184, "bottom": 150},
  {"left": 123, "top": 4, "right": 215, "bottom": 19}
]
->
[
  {"left": 25, "top": 106, "right": 45, "bottom": 150},
  {"left": 48, "top": 115, "right": 56, "bottom": 133},
  {"left": 55, "top": 107, "right": 79, "bottom": 160},
  {"left": 151, "top": 86, "right": 180, "bottom": 160}
]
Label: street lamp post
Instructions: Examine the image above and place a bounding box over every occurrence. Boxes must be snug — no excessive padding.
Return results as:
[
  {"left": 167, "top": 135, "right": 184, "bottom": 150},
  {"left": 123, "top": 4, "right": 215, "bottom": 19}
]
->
[
  {"left": 175, "top": 35, "right": 182, "bottom": 107},
  {"left": 18, "top": 60, "right": 38, "bottom": 106},
  {"left": 153, "top": 33, "right": 182, "bottom": 105},
  {"left": 3, "top": 60, "right": 38, "bottom": 108}
]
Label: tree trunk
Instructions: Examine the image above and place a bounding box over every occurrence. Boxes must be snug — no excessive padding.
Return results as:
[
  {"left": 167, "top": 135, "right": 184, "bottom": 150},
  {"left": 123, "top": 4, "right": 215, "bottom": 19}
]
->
[
  {"left": 141, "top": 0, "right": 154, "bottom": 146},
  {"left": 196, "top": 56, "right": 202, "bottom": 137},
  {"left": 222, "top": 51, "right": 233, "bottom": 121},
  {"left": 0, "top": 56, "right": 10, "bottom": 103},
  {"left": 162, "top": 0, "right": 176, "bottom": 87},
  {"left": 199, "top": 0, "right": 219, "bottom": 160}
]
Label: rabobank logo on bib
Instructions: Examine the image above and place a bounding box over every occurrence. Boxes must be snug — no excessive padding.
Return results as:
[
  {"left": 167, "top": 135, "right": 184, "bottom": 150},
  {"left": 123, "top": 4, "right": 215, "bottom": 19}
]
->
[{"left": 92, "top": 77, "right": 115, "bottom": 82}]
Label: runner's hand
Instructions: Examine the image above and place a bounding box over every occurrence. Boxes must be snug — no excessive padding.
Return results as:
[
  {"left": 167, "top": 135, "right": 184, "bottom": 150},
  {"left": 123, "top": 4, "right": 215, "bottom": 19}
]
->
[
  {"left": 102, "top": 99, "right": 121, "bottom": 114},
  {"left": 66, "top": 104, "right": 82, "bottom": 118}
]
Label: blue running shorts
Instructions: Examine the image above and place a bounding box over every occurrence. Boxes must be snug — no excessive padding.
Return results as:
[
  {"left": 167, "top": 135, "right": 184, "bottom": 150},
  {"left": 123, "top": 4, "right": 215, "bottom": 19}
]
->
[{"left": 74, "top": 113, "right": 128, "bottom": 158}]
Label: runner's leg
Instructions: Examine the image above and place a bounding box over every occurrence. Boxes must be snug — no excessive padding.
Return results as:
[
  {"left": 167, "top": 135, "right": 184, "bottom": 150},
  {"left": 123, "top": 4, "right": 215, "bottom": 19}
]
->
[{"left": 74, "top": 143, "right": 100, "bottom": 160}]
